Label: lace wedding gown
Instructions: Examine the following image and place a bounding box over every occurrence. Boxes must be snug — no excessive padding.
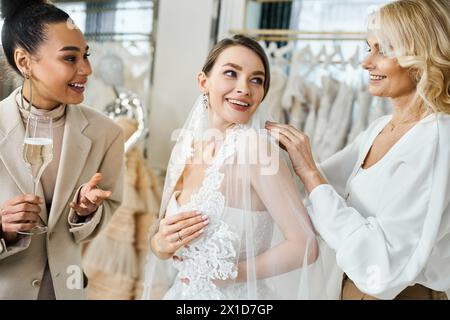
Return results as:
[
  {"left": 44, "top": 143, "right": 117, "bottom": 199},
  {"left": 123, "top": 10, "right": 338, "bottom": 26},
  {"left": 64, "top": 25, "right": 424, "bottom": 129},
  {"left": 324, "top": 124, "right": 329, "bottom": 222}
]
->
[
  {"left": 162, "top": 126, "right": 277, "bottom": 300},
  {"left": 142, "top": 94, "right": 323, "bottom": 300}
]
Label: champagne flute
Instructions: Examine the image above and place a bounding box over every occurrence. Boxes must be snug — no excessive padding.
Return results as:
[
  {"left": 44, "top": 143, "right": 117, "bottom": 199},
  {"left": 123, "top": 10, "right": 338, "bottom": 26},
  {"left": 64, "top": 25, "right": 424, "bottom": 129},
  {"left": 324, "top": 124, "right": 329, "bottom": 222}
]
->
[{"left": 19, "top": 114, "right": 53, "bottom": 235}]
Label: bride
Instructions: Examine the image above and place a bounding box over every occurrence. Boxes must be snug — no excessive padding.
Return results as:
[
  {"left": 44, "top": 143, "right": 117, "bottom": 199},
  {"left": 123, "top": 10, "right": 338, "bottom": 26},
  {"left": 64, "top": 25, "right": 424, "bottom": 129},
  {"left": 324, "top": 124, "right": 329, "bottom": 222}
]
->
[{"left": 142, "top": 35, "right": 326, "bottom": 300}]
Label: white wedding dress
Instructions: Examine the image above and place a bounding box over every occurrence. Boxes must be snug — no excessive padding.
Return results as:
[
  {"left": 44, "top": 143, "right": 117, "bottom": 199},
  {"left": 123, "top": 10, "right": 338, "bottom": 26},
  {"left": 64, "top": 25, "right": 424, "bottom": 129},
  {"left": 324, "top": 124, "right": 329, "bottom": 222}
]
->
[
  {"left": 162, "top": 126, "right": 277, "bottom": 300},
  {"left": 142, "top": 95, "right": 325, "bottom": 300}
]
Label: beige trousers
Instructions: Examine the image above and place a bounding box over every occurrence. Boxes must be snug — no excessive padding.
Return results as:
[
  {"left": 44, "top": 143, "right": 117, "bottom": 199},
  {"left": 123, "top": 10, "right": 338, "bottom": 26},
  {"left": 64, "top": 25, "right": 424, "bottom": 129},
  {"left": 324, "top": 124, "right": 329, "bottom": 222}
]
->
[{"left": 341, "top": 275, "right": 448, "bottom": 300}]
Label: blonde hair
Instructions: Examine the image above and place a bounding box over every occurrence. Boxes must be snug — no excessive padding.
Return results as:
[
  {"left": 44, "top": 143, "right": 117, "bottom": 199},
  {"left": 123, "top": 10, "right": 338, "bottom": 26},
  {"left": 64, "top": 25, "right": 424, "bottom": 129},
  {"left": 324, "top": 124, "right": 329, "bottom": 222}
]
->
[{"left": 369, "top": 0, "right": 450, "bottom": 114}]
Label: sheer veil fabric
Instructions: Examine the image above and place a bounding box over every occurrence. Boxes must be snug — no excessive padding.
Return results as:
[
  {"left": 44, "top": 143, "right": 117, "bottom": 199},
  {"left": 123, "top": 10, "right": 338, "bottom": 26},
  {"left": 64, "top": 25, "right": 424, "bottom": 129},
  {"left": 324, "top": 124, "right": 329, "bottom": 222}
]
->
[{"left": 142, "top": 95, "right": 330, "bottom": 299}]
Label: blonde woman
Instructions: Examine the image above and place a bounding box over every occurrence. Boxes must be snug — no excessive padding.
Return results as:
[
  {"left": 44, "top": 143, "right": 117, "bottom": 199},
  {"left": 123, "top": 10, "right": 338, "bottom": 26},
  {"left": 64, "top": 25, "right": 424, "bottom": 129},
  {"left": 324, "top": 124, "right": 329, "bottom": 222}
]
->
[{"left": 266, "top": 0, "right": 450, "bottom": 300}]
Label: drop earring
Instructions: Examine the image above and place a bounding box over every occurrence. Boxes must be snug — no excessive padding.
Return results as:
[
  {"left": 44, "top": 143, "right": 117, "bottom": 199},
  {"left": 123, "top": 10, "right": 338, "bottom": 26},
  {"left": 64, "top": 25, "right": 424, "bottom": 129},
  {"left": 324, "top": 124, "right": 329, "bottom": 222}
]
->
[
  {"left": 20, "top": 73, "right": 32, "bottom": 112},
  {"left": 201, "top": 93, "right": 209, "bottom": 109}
]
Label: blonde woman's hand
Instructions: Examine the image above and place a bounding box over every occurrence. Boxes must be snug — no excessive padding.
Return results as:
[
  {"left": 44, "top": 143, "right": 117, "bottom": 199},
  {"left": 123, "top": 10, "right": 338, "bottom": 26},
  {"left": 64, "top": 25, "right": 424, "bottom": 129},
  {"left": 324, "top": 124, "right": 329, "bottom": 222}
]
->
[
  {"left": 0, "top": 194, "right": 42, "bottom": 243},
  {"left": 151, "top": 211, "right": 209, "bottom": 260},
  {"left": 69, "top": 173, "right": 112, "bottom": 216},
  {"left": 265, "top": 121, "right": 326, "bottom": 193}
]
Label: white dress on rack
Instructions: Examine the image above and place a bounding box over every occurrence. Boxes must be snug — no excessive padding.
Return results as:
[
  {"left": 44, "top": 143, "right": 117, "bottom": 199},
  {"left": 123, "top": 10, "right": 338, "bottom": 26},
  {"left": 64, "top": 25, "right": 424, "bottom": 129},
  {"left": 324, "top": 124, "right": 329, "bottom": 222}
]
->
[
  {"left": 312, "top": 76, "right": 339, "bottom": 151},
  {"left": 318, "top": 83, "right": 355, "bottom": 161},
  {"left": 302, "top": 85, "right": 318, "bottom": 144},
  {"left": 347, "top": 89, "right": 372, "bottom": 144},
  {"left": 262, "top": 65, "right": 287, "bottom": 123},
  {"left": 286, "top": 77, "right": 309, "bottom": 129}
]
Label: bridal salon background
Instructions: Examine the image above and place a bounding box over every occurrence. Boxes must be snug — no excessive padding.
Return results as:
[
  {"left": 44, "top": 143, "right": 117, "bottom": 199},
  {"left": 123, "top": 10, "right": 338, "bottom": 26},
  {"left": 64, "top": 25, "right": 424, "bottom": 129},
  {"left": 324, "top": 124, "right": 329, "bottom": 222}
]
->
[{"left": 0, "top": 0, "right": 395, "bottom": 300}]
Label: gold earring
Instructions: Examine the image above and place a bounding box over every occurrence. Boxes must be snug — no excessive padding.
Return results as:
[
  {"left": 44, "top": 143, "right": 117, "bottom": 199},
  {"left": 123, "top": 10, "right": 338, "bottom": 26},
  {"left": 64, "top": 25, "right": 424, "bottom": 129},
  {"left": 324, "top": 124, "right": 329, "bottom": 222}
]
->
[{"left": 20, "top": 73, "right": 32, "bottom": 112}]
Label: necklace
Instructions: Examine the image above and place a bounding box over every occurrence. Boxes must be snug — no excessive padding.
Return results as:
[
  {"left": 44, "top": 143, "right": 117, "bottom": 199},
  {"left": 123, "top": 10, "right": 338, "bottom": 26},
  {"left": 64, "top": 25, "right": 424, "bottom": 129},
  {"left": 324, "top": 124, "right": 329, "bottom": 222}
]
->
[{"left": 387, "top": 116, "right": 422, "bottom": 132}]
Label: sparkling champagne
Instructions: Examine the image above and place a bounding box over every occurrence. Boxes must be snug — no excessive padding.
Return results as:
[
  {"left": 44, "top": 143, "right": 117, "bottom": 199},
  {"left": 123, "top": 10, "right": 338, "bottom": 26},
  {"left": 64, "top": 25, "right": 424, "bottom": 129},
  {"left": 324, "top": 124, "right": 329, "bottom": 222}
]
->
[
  {"left": 22, "top": 137, "right": 53, "bottom": 183},
  {"left": 19, "top": 114, "right": 53, "bottom": 235}
]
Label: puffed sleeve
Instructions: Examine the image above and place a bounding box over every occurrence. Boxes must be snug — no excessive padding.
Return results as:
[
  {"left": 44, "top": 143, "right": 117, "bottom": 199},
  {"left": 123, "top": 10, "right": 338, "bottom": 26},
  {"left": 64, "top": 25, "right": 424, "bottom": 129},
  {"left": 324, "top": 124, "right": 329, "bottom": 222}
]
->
[{"left": 306, "top": 119, "right": 450, "bottom": 299}]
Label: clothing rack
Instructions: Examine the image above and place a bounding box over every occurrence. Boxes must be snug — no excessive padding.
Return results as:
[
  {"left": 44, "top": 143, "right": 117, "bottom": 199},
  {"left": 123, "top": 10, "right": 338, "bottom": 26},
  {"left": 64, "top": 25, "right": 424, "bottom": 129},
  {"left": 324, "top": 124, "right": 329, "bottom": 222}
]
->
[
  {"left": 250, "top": 0, "right": 293, "bottom": 3},
  {"left": 57, "top": 6, "right": 154, "bottom": 14},
  {"left": 249, "top": 36, "right": 365, "bottom": 41},
  {"left": 84, "top": 32, "right": 152, "bottom": 42},
  {"left": 55, "top": 0, "right": 153, "bottom": 9},
  {"left": 230, "top": 29, "right": 365, "bottom": 65},
  {"left": 57, "top": 1, "right": 154, "bottom": 43},
  {"left": 230, "top": 29, "right": 367, "bottom": 41}
]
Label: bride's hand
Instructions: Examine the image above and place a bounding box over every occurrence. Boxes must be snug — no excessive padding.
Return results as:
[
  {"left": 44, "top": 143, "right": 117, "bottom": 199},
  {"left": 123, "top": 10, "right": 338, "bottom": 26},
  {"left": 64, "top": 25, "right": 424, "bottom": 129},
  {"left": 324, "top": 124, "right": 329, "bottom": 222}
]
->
[{"left": 151, "top": 211, "right": 209, "bottom": 259}]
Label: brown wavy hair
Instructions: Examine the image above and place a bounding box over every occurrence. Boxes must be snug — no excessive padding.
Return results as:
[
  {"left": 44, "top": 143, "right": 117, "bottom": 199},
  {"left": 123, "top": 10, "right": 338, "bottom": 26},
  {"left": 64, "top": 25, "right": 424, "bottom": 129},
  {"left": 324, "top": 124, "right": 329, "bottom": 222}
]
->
[{"left": 202, "top": 35, "right": 271, "bottom": 100}]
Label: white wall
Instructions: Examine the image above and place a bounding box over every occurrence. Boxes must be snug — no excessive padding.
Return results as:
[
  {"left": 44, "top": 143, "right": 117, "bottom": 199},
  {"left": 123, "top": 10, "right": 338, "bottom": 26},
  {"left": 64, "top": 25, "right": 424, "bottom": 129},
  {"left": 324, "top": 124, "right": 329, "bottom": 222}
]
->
[{"left": 147, "top": 0, "right": 215, "bottom": 171}]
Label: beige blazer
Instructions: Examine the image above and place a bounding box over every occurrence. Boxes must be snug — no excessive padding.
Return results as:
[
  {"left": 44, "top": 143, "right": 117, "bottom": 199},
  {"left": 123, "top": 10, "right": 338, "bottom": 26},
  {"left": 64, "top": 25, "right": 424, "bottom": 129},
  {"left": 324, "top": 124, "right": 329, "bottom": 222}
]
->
[{"left": 0, "top": 88, "right": 124, "bottom": 299}]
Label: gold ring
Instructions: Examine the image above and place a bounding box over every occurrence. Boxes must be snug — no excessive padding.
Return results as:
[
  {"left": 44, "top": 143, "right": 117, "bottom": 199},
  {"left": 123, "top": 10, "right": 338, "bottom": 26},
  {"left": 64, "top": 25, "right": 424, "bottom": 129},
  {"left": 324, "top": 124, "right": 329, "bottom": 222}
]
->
[{"left": 177, "top": 231, "right": 183, "bottom": 242}]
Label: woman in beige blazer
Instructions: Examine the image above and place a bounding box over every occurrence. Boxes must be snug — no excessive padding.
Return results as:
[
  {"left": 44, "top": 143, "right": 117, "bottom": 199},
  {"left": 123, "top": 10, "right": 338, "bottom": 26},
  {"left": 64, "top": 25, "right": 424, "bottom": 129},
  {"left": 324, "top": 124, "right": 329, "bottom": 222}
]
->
[{"left": 0, "top": 0, "right": 124, "bottom": 299}]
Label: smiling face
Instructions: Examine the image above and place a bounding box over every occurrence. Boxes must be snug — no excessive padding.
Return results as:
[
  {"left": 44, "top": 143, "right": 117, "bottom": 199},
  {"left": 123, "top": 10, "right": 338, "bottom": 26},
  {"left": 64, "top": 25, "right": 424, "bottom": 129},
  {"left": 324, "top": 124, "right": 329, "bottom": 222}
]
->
[
  {"left": 21, "top": 22, "right": 92, "bottom": 109},
  {"left": 362, "top": 34, "right": 416, "bottom": 100},
  {"left": 198, "top": 45, "right": 266, "bottom": 128}
]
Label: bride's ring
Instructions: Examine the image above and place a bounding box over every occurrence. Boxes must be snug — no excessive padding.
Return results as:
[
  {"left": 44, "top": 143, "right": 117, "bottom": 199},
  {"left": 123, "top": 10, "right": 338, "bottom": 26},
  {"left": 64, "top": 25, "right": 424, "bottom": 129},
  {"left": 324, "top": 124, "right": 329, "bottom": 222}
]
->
[{"left": 177, "top": 231, "right": 183, "bottom": 242}]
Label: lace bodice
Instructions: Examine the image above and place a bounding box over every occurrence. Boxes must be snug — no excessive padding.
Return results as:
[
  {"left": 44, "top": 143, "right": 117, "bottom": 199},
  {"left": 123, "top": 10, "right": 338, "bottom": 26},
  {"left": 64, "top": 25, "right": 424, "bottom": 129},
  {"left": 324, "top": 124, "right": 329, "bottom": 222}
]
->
[{"left": 167, "top": 192, "right": 274, "bottom": 260}]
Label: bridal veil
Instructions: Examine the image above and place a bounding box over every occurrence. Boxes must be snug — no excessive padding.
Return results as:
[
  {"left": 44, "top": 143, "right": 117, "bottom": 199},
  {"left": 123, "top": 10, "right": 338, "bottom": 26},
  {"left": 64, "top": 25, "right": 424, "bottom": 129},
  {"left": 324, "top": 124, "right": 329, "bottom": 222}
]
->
[{"left": 142, "top": 95, "right": 331, "bottom": 299}]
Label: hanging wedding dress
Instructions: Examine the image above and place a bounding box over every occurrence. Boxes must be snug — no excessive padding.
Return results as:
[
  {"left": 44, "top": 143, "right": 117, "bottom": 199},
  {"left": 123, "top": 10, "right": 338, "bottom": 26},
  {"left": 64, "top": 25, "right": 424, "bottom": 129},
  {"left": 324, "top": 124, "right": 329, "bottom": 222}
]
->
[
  {"left": 82, "top": 117, "right": 162, "bottom": 300},
  {"left": 312, "top": 76, "right": 339, "bottom": 151},
  {"left": 281, "top": 46, "right": 312, "bottom": 115},
  {"left": 261, "top": 65, "right": 287, "bottom": 123},
  {"left": 347, "top": 89, "right": 372, "bottom": 144},
  {"left": 142, "top": 96, "right": 328, "bottom": 300},
  {"left": 318, "top": 83, "right": 355, "bottom": 161},
  {"left": 302, "top": 85, "right": 319, "bottom": 141}
]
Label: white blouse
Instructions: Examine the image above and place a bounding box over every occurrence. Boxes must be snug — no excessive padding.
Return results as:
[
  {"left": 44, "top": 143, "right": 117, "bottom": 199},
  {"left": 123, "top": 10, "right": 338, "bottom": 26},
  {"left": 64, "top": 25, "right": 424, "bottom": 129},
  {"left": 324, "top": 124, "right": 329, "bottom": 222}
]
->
[{"left": 306, "top": 113, "right": 450, "bottom": 299}]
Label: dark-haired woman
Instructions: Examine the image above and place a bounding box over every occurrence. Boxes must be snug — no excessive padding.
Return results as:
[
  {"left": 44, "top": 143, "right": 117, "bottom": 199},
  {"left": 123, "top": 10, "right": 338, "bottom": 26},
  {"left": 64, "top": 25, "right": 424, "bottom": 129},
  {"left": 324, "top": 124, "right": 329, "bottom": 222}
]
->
[{"left": 0, "top": 0, "right": 124, "bottom": 299}]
